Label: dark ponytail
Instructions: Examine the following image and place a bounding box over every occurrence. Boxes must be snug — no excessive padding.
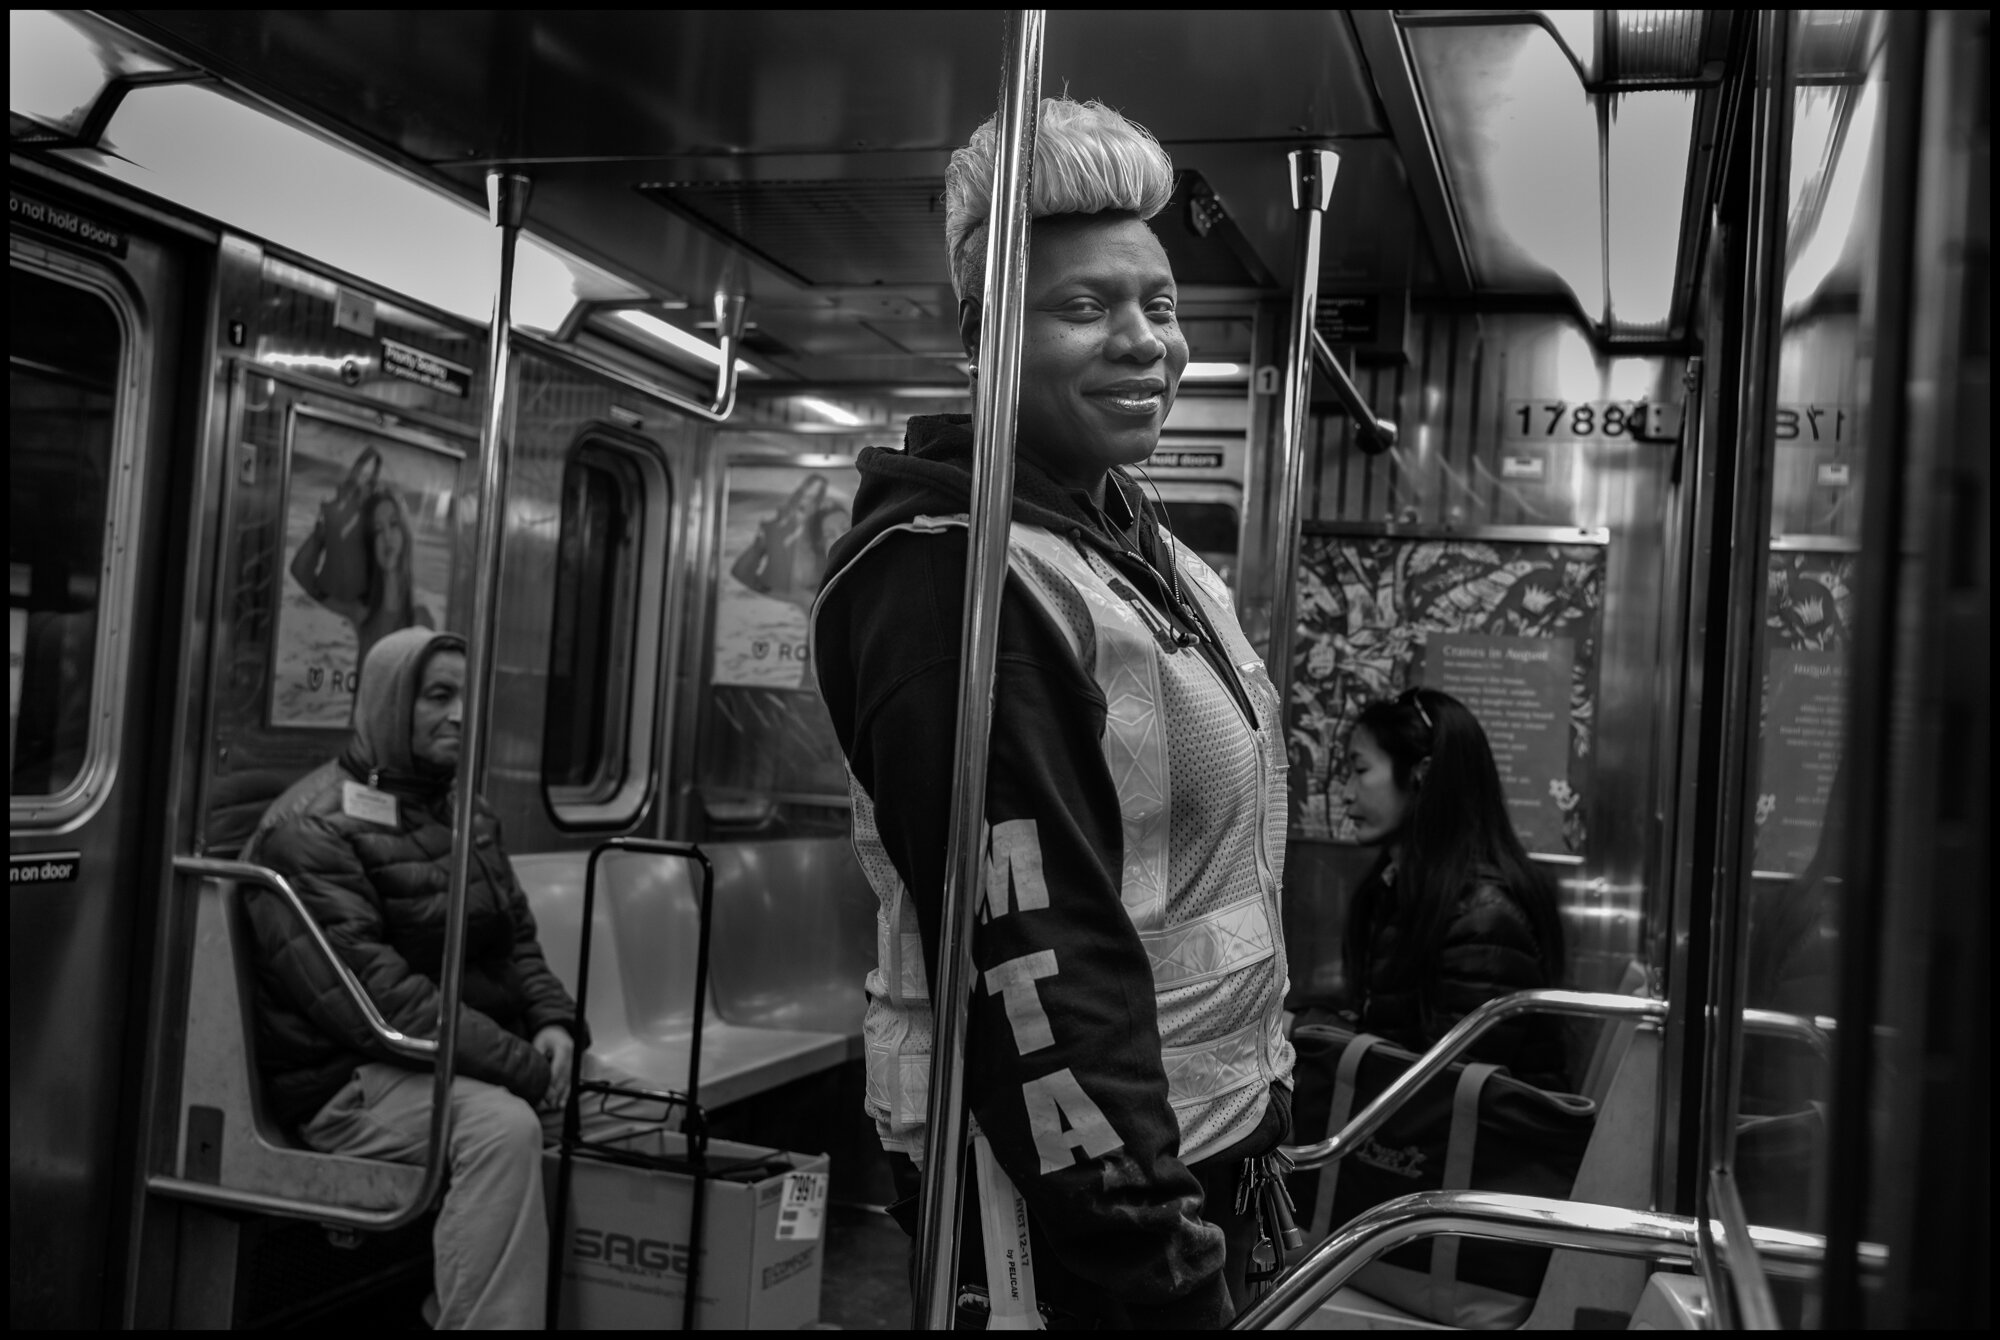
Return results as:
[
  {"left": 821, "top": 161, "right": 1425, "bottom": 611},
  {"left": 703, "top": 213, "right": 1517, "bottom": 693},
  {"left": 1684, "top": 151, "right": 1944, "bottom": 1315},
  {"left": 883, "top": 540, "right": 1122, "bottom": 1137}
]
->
[{"left": 1344, "top": 688, "right": 1564, "bottom": 1017}]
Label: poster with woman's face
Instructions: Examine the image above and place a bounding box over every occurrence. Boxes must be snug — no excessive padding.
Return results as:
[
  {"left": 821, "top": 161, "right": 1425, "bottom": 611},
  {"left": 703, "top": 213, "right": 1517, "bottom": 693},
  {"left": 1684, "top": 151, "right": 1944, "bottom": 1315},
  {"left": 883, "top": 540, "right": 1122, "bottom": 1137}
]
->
[
  {"left": 712, "top": 462, "right": 857, "bottom": 690},
  {"left": 270, "top": 411, "right": 461, "bottom": 728}
]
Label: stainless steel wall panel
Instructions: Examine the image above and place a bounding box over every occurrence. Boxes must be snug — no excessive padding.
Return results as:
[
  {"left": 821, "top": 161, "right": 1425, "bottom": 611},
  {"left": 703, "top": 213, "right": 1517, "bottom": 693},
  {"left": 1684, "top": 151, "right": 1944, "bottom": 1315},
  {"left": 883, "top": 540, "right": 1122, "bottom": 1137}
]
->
[
  {"left": 1291, "top": 311, "right": 1685, "bottom": 993},
  {"left": 9, "top": 210, "right": 186, "bottom": 1329},
  {"left": 482, "top": 348, "right": 707, "bottom": 852},
  {"left": 193, "top": 257, "right": 486, "bottom": 855}
]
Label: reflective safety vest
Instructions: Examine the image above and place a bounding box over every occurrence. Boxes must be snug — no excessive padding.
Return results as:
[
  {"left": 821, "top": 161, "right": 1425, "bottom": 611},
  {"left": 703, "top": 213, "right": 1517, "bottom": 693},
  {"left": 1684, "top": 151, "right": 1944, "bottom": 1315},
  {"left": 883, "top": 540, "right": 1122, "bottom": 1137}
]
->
[{"left": 825, "top": 515, "right": 1294, "bottom": 1170}]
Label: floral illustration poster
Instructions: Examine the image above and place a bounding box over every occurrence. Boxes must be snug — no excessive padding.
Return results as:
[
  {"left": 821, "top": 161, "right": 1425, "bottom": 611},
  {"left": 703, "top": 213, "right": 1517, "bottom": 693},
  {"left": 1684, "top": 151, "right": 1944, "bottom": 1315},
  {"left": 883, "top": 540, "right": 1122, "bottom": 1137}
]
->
[
  {"left": 1750, "top": 549, "right": 1856, "bottom": 875},
  {"left": 1288, "top": 531, "right": 1604, "bottom": 854}
]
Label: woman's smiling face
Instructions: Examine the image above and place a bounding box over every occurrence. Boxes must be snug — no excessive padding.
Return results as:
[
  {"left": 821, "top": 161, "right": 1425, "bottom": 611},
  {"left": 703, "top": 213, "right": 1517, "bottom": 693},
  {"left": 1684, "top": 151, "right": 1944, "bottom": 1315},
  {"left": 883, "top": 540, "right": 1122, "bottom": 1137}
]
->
[{"left": 963, "top": 213, "right": 1188, "bottom": 492}]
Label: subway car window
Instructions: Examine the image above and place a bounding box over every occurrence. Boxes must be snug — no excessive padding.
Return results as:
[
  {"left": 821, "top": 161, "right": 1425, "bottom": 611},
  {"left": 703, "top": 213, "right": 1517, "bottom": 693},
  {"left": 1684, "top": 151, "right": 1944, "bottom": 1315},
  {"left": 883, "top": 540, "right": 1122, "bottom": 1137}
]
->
[
  {"left": 542, "top": 439, "right": 652, "bottom": 818},
  {"left": 9, "top": 266, "right": 122, "bottom": 799}
]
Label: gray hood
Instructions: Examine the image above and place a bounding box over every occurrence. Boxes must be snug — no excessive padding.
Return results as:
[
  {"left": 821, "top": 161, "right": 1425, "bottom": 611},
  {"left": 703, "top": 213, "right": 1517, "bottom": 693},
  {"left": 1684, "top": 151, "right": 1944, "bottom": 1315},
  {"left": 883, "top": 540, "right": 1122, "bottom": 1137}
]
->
[{"left": 345, "top": 626, "right": 465, "bottom": 785}]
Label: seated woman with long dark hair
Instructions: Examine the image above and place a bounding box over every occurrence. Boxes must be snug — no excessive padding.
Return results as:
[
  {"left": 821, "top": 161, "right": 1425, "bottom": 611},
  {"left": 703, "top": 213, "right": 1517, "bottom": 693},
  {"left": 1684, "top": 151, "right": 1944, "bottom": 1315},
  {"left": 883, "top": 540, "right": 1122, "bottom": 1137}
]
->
[{"left": 1328, "top": 687, "right": 1569, "bottom": 1089}]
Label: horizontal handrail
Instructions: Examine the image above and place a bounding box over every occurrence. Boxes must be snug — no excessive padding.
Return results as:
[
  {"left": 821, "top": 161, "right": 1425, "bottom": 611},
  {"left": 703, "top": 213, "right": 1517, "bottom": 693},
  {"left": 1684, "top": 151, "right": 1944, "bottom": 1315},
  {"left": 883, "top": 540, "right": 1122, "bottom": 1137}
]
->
[
  {"left": 153, "top": 855, "right": 447, "bottom": 1231},
  {"left": 1283, "top": 989, "right": 1667, "bottom": 1170},
  {"left": 530, "top": 288, "right": 748, "bottom": 423},
  {"left": 1310, "top": 328, "right": 1398, "bottom": 452},
  {"left": 1232, "top": 1189, "right": 1849, "bottom": 1330},
  {"left": 176, "top": 856, "right": 436, "bottom": 1061},
  {"left": 1742, "top": 1006, "right": 1835, "bottom": 1062}
]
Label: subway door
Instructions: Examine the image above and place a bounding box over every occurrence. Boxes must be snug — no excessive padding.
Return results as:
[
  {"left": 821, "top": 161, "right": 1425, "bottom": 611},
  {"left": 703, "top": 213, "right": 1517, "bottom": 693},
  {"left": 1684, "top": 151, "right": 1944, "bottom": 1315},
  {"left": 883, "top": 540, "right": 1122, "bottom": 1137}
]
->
[{"left": 9, "top": 203, "right": 192, "bottom": 1327}]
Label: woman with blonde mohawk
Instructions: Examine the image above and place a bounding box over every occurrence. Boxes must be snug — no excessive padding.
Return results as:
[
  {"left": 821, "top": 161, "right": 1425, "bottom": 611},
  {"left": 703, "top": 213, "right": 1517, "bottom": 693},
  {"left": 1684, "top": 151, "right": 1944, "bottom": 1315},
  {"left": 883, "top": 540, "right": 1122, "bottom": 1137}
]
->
[{"left": 812, "top": 97, "right": 1295, "bottom": 1328}]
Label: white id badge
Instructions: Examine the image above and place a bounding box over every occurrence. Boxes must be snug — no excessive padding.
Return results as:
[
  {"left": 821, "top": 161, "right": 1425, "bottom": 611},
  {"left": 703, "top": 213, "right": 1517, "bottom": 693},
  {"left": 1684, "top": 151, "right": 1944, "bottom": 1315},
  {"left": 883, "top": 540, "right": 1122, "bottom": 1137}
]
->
[{"left": 340, "top": 780, "right": 400, "bottom": 828}]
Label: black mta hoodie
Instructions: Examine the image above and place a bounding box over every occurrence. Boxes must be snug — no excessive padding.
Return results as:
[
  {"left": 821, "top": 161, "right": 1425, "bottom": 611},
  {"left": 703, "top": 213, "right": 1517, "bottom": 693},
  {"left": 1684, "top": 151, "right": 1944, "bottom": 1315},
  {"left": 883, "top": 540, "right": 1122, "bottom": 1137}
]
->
[{"left": 812, "top": 415, "right": 1287, "bottom": 1328}]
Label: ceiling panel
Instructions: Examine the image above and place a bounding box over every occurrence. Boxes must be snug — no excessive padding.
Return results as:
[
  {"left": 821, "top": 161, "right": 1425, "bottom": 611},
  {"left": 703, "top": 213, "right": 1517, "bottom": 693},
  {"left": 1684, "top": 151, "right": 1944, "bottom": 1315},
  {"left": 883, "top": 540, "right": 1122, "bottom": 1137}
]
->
[
  {"left": 109, "top": 11, "right": 1384, "bottom": 165},
  {"left": 90, "top": 10, "right": 1457, "bottom": 383}
]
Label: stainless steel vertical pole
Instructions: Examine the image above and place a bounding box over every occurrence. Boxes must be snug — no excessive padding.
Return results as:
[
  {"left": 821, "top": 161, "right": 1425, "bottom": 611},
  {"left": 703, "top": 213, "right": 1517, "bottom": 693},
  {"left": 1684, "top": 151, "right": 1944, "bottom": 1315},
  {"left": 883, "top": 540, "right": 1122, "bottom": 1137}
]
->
[
  {"left": 1267, "top": 148, "right": 1339, "bottom": 714},
  {"left": 431, "top": 170, "right": 531, "bottom": 1160},
  {"left": 912, "top": 10, "right": 1044, "bottom": 1330},
  {"left": 1695, "top": 11, "right": 1791, "bottom": 1330}
]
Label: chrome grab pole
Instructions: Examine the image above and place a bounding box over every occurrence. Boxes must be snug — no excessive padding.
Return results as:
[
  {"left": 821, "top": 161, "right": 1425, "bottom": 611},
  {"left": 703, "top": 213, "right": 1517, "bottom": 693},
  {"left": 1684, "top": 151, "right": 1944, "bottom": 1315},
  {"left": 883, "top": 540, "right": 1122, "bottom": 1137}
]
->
[
  {"left": 432, "top": 168, "right": 531, "bottom": 1178},
  {"left": 1697, "top": 13, "right": 1793, "bottom": 1330},
  {"left": 913, "top": 10, "right": 1044, "bottom": 1330},
  {"left": 1282, "top": 990, "right": 1666, "bottom": 1170},
  {"left": 155, "top": 181, "right": 532, "bottom": 1231},
  {"left": 1264, "top": 148, "right": 1337, "bottom": 710}
]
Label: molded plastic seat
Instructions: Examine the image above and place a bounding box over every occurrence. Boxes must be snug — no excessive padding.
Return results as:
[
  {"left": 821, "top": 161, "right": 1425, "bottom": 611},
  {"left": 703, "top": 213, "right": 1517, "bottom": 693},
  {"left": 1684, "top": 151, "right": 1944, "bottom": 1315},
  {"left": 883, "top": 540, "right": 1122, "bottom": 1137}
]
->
[
  {"left": 1301, "top": 969, "right": 1663, "bottom": 1331},
  {"left": 512, "top": 838, "right": 869, "bottom": 1113},
  {"left": 173, "top": 877, "right": 423, "bottom": 1212}
]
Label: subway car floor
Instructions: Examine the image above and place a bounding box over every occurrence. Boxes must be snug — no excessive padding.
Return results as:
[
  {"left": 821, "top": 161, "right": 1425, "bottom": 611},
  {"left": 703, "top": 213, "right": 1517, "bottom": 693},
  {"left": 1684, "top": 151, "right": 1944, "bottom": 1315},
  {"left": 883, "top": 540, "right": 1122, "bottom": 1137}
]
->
[
  {"left": 290, "top": 1201, "right": 910, "bottom": 1331},
  {"left": 819, "top": 1203, "right": 914, "bottom": 1331}
]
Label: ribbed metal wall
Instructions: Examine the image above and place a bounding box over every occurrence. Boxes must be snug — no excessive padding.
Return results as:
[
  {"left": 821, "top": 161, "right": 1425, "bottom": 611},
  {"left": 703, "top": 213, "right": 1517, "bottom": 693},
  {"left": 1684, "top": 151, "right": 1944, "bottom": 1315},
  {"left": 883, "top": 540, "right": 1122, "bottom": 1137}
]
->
[{"left": 1288, "top": 309, "right": 1686, "bottom": 996}]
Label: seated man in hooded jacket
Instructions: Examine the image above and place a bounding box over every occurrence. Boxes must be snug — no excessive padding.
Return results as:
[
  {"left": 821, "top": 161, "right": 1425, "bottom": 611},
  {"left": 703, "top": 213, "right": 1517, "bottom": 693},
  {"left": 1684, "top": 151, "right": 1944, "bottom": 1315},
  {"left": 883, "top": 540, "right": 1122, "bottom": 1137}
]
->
[{"left": 242, "top": 627, "right": 583, "bottom": 1329}]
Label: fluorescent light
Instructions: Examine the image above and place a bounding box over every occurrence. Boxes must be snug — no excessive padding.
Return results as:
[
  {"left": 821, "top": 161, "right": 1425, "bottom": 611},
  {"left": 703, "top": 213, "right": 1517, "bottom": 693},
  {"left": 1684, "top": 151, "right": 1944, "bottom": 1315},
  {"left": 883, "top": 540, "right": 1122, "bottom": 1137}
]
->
[
  {"left": 1786, "top": 85, "right": 1846, "bottom": 229},
  {"left": 611, "top": 310, "right": 756, "bottom": 375},
  {"left": 1534, "top": 8, "right": 1598, "bottom": 79},
  {"left": 1785, "top": 77, "right": 1881, "bottom": 316},
  {"left": 65, "top": 80, "right": 645, "bottom": 333},
  {"left": 795, "top": 396, "right": 865, "bottom": 427},
  {"left": 259, "top": 351, "right": 370, "bottom": 376},
  {"left": 1412, "top": 24, "right": 1606, "bottom": 324},
  {"left": 10, "top": 10, "right": 115, "bottom": 134},
  {"left": 1607, "top": 91, "right": 1695, "bottom": 331},
  {"left": 1182, "top": 362, "right": 1244, "bottom": 380}
]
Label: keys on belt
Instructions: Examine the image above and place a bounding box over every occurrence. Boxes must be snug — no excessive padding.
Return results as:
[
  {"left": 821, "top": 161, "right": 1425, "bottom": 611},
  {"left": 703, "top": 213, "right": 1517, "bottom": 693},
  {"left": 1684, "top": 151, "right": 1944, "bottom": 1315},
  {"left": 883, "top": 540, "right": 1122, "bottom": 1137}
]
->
[{"left": 1238, "top": 1148, "right": 1304, "bottom": 1297}]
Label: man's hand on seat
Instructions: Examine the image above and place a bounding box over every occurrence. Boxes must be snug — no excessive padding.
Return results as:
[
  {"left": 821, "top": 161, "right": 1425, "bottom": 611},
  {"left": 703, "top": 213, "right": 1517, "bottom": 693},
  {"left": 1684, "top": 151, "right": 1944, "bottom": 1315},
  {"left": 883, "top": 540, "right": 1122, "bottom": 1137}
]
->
[{"left": 534, "top": 1025, "right": 574, "bottom": 1111}]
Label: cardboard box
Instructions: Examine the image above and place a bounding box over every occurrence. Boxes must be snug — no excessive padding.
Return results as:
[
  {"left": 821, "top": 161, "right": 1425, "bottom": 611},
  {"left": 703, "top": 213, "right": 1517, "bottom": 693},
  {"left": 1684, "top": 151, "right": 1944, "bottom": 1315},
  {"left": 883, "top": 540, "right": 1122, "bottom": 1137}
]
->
[{"left": 545, "top": 1131, "right": 828, "bottom": 1330}]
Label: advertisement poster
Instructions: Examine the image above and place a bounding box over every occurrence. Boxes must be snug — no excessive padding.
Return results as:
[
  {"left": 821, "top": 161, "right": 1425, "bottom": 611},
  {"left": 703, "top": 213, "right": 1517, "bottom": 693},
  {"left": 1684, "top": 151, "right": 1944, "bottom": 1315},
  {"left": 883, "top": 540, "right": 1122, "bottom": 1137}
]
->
[
  {"left": 270, "top": 411, "right": 460, "bottom": 728},
  {"left": 1289, "top": 532, "right": 1604, "bottom": 854},
  {"left": 712, "top": 464, "right": 857, "bottom": 691},
  {"left": 1750, "top": 549, "right": 1856, "bottom": 875},
  {"left": 1424, "top": 633, "right": 1578, "bottom": 855}
]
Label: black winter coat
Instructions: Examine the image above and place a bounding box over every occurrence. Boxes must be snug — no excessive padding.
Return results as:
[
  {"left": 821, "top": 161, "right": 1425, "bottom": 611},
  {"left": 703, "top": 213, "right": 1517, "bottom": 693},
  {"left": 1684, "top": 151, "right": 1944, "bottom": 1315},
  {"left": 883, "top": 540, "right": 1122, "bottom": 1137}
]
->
[
  {"left": 1343, "top": 863, "right": 1569, "bottom": 1091},
  {"left": 241, "top": 629, "right": 584, "bottom": 1126}
]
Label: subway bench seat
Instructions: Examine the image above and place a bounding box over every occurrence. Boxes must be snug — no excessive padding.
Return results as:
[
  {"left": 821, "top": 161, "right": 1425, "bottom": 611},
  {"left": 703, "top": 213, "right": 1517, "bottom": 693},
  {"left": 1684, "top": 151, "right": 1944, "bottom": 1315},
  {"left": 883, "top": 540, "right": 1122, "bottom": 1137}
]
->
[
  {"left": 512, "top": 838, "right": 874, "bottom": 1114},
  {"left": 171, "top": 873, "right": 425, "bottom": 1210}
]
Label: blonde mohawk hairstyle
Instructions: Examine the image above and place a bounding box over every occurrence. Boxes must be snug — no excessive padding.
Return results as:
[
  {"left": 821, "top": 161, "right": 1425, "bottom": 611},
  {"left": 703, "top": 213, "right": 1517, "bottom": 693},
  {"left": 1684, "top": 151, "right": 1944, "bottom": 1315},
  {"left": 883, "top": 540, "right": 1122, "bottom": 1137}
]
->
[{"left": 944, "top": 96, "right": 1175, "bottom": 304}]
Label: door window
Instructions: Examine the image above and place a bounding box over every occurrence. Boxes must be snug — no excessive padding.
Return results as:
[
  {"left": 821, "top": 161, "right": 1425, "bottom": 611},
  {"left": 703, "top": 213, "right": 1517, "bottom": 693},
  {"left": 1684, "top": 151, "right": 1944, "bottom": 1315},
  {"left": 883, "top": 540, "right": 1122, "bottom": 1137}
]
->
[
  {"left": 542, "top": 434, "right": 669, "bottom": 824},
  {"left": 10, "top": 264, "right": 127, "bottom": 804}
]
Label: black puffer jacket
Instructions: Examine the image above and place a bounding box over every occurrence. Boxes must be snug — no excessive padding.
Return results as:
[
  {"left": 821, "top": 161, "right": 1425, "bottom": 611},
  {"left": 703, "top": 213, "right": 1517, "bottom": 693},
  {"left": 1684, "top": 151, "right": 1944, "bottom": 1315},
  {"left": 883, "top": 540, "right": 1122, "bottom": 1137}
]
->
[
  {"left": 1343, "top": 862, "right": 1569, "bottom": 1090},
  {"left": 242, "top": 628, "right": 584, "bottom": 1127}
]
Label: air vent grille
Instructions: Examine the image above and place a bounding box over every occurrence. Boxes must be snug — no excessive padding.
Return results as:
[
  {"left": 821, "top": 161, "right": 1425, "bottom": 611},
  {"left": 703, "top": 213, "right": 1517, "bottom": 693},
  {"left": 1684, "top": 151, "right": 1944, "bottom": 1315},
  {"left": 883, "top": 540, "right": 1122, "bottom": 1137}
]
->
[
  {"left": 639, "top": 179, "right": 947, "bottom": 287},
  {"left": 641, "top": 170, "right": 1275, "bottom": 292},
  {"left": 1608, "top": 11, "right": 1708, "bottom": 82}
]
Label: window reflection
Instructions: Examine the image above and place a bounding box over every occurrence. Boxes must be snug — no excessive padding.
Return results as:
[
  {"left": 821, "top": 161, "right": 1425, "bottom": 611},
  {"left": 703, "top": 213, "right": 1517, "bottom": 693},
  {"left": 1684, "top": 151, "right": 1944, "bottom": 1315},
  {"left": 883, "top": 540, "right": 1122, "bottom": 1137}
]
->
[
  {"left": 542, "top": 439, "right": 653, "bottom": 819},
  {"left": 1730, "top": 11, "right": 1890, "bottom": 1322}
]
